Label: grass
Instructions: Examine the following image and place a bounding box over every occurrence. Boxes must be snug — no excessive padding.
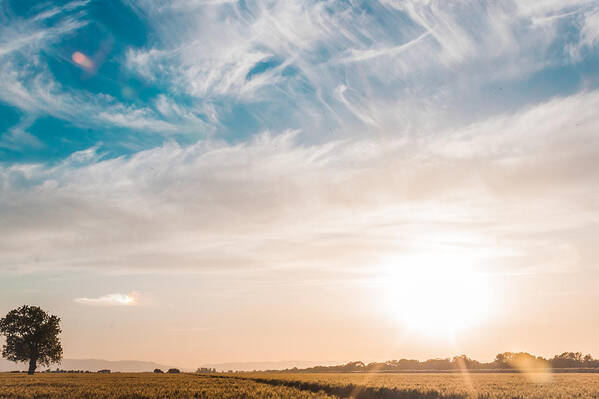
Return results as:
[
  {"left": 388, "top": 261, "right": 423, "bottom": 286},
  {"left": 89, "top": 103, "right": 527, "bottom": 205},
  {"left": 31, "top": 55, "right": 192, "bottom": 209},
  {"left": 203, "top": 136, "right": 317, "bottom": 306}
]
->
[{"left": 1, "top": 372, "right": 599, "bottom": 399}]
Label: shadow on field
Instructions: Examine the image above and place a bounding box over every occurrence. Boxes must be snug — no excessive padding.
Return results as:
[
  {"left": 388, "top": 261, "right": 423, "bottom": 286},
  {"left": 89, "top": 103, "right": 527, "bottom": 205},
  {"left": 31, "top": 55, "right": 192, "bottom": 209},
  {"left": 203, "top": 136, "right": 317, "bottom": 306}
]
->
[{"left": 212, "top": 376, "right": 468, "bottom": 399}]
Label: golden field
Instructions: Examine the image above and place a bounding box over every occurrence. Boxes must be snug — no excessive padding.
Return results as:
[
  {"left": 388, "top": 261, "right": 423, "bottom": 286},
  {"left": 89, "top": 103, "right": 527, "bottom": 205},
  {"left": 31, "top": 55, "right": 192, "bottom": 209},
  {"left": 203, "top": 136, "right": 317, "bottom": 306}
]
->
[
  {"left": 0, "top": 373, "right": 334, "bottom": 399},
  {"left": 1, "top": 372, "right": 599, "bottom": 399},
  {"left": 243, "top": 372, "right": 599, "bottom": 399}
]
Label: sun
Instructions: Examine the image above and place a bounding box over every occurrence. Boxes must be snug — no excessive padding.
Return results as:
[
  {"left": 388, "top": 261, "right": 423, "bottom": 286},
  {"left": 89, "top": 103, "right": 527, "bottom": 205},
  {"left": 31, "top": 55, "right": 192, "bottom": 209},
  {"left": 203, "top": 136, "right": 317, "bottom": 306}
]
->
[{"left": 382, "top": 254, "right": 493, "bottom": 337}]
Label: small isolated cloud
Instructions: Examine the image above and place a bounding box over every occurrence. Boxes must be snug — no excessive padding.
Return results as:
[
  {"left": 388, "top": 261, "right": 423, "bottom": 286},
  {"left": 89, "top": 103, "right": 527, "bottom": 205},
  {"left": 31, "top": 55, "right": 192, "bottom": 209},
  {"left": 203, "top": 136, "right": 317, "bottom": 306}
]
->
[{"left": 74, "top": 292, "right": 138, "bottom": 306}]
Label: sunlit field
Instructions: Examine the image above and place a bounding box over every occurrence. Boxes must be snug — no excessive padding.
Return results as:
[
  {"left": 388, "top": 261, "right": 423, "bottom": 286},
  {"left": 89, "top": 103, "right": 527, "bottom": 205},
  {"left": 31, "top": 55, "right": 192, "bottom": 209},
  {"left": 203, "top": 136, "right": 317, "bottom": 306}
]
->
[
  {"left": 242, "top": 372, "right": 599, "bottom": 399},
  {"left": 2, "top": 372, "right": 599, "bottom": 399}
]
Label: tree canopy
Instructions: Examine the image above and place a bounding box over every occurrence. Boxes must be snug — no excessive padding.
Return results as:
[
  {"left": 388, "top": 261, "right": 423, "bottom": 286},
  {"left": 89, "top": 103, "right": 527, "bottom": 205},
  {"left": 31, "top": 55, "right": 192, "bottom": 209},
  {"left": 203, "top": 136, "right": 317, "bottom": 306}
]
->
[{"left": 0, "top": 305, "right": 63, "bottom": 374}]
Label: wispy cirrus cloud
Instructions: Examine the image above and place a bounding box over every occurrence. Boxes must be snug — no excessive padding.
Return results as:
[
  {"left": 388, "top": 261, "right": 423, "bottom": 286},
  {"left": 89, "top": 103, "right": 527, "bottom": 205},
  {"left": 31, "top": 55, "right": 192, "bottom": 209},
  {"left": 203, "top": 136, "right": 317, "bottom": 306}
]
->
[
  {"left": 0, "top": 1, "right": 89, "bottom": 57},
  {"left": 122, "top": 0, "right": 599, "bottom": 139},
  {"left": 2, "top": 0, "right": 598, "bottom": 159},
  {"left": 0, "top": 114, "right": 42, "bottom": 151},
  {"left": 567, "top": 10, "right": 599, "bottom": 60},
  {"left": 0, "top": 0, "right": 211, "bottom": 152},
  {"left": 0, "top": 62, "right": 187, "bottom": 135},
  {"left": 74, "top": 293, "right": 139, "bottom": 306}
]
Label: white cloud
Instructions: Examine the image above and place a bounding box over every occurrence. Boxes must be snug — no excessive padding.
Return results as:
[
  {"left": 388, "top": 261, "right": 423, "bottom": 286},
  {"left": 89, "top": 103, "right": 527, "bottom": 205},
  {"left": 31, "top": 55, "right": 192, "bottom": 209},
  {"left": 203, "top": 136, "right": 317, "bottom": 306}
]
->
[
  {"left": 122, "top": 0, "right": 599, "bottom": 135},
  {"left": 337, "top": 30, "right": 432, "bottom": 64},
  {"left": 0, "top": 1, "right": 88, "bottom": 57},
  {"left": 0, "top": 57, "right": 208, "bottom": 136},
  {"left": 74, "top": 293, "right": 139, "bottom": 306},
  {"left": 0, "top": 115, "right": 43, "bottom": 151},
  {"left": 567, "top": 10, "right": 599, "bottom": 60},
  {"left": 516, "top": 0, "right": 597, "bottom": 17},
  {"left": 580, "top": 11, "right": 599, "bottom": 47},
  {"left": 1, "top": 91, "right": 599, "bottom": 278}
]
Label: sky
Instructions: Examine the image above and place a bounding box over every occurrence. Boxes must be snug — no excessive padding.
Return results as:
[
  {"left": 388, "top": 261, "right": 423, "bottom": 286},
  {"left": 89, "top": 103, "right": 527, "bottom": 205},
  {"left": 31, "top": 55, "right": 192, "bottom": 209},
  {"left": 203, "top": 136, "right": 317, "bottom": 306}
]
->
[{"left": 1, "top": 0, "right": 599, "bottom": 369}]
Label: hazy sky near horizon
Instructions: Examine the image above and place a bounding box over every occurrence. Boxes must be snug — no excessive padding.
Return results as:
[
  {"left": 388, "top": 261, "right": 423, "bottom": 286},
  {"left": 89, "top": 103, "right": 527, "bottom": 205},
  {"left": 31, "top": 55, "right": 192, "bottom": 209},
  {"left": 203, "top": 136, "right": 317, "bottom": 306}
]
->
[{"left": 1, "top": 0, "right": 599, "bottom": 368}]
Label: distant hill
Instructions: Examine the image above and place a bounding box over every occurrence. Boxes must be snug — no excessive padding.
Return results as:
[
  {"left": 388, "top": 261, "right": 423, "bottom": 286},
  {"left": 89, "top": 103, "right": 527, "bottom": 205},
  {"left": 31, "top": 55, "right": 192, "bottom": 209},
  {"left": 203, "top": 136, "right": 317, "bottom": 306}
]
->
[
  {"left": 0, "top": 358, "right": 180, "bottom": 372},
  {"left": 0, "top": 358, "right": 339, "bottom": 373}
]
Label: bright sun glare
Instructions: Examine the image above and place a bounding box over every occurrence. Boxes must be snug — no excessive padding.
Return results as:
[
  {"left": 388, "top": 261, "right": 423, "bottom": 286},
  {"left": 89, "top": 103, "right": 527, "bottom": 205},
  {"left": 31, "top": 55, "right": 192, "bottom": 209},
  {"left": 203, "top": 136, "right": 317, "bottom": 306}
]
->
[{"left": 383, "top": 254, "right": 493, "bottom": 338}]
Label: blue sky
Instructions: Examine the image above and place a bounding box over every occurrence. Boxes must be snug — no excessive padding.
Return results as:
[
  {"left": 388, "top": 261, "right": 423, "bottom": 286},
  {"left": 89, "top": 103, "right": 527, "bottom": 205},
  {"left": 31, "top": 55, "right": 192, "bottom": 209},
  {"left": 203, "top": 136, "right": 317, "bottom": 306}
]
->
[
  {"left": 2, "top": 0, "right": 599, "bottom": 367},
  {"left": 2, "top": 0, "right": 598, "bottom": 163}
]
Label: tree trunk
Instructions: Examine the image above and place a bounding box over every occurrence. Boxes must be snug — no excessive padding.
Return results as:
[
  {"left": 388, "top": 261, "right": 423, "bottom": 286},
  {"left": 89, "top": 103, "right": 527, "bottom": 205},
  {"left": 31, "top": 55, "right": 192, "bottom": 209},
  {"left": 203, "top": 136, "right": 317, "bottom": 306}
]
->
[{"left": 27, "top": 358, "right": 37, "bottom": 375}]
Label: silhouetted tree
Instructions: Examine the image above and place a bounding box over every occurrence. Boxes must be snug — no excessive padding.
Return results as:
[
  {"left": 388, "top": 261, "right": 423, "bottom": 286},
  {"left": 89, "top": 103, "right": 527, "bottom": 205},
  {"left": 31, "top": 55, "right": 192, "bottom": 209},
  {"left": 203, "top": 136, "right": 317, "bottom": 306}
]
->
[
  {"left": 551, "top": 352, "right": 584, "bottom": 368},
  {"left": 583, "top": 354, "right": 599, "bottom": 368},
  {"left": 154, "top": 368, "right": 164, "bottom": 373},
  {"left": 421, "top": 358, "right": 452, "bottom": 370},
  {"left": 338, "top": 361, "right": 365, "bottom": 371},
  {"left": 494, "top": 352, "right": 507, "bottom": 368},
  {"left": 452, "top": 355, "right": 483, "bottom": 370},
  {"left": 0, "top": 306, "right": 63, "bottom": 374},
  {"left": 196, "top": 367, "right": 217, "bottom": 373},
  {"left": 168, "top": 368, "right": 180, "bottom": 373},
  {"left": 584, "top": 354, "right": 593, "bottom": 363}
]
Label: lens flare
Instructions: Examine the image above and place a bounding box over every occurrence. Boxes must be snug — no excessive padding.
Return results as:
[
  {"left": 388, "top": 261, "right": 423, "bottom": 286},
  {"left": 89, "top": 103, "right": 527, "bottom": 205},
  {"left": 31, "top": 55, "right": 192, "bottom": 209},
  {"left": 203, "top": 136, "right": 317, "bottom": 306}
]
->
[
  {"left": 508, "top": 354, "right": 553, "bottom": 384},
  {"left": 72, "top": 51, "right": 93, "bottom": 70}
]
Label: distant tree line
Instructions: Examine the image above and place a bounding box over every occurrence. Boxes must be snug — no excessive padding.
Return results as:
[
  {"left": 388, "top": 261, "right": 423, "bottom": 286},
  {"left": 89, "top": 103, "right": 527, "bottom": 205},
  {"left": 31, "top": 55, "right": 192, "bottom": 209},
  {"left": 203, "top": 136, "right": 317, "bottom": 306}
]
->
[
  {"left": 196, "top": 367, "right": 217, "bottom": 373},
  {"left": 269, "top": 352, "right": 599, "bottom": 373},
  {"left": 9, "top": 370, "right": 90, "bottom": 374}
]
